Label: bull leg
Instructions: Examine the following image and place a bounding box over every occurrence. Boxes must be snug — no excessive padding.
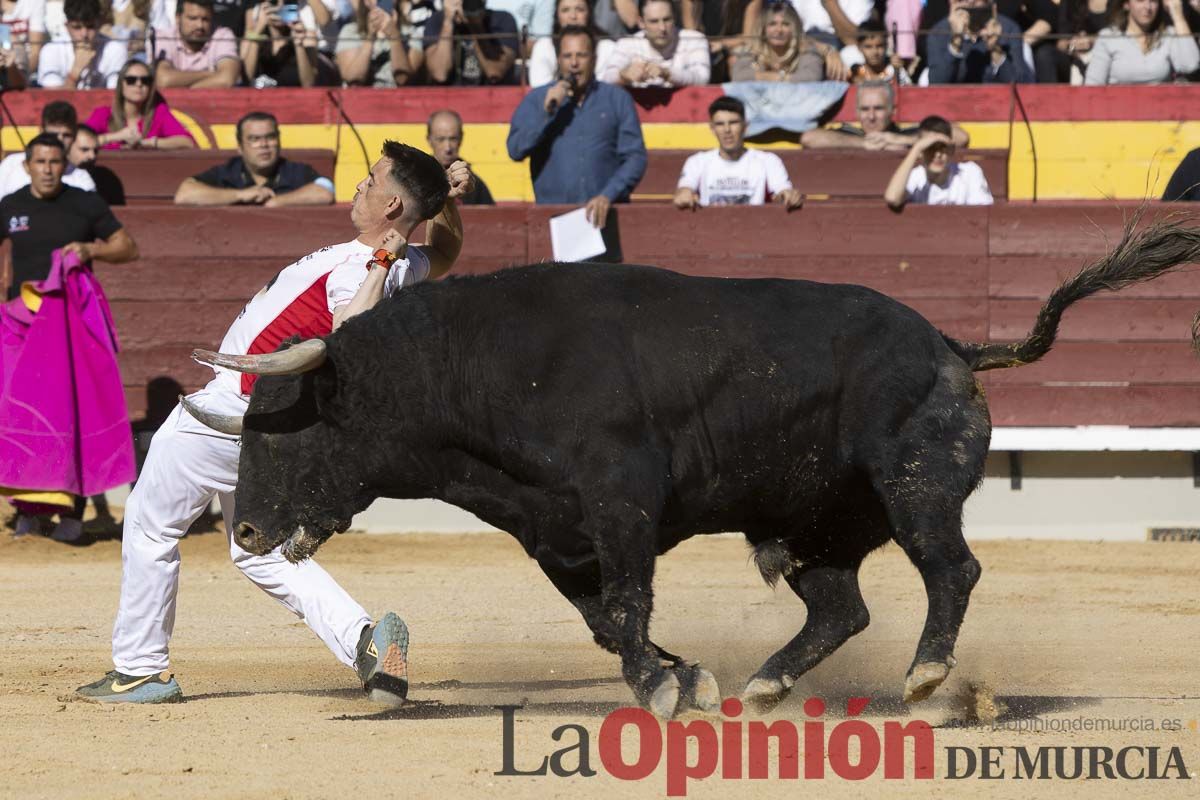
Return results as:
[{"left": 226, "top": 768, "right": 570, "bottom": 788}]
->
[
  {"left": 890, "top": 518, "right": 981, "bottom": 704},
  {"left": 536, "top": 551, "right": 718, "bottom": 713},
  {"left": 742, "top": 563, "right": 870, "bottom": 713}
]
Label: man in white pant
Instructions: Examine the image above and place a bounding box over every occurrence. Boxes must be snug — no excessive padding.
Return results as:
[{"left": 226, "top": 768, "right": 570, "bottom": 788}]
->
[{"left": 77, "top": 141, "right": 473, "bottom": 704}]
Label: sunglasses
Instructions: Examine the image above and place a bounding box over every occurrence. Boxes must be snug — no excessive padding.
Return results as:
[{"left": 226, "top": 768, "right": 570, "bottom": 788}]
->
[{"left": 123, "top": 75, "right": 152, "bottom": 86}]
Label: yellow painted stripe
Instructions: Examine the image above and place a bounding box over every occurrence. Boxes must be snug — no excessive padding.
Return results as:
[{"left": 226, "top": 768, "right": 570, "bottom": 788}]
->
[{"left": 6, "top": 120, "right": 1191, "bottom": 202}]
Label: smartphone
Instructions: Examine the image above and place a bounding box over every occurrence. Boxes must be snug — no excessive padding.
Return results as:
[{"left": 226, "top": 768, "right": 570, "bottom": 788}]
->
[
  {"left": 279, "top": 3, "right": 301, "bottom": 23},
  {"left": 966, "top": 5, "right": 992, "bottom": 31}
]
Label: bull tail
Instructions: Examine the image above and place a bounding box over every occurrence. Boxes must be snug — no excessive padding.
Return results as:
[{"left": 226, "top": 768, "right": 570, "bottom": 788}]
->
[{"left": 943, "top": 211, "right": 1200, "bottom": 372}]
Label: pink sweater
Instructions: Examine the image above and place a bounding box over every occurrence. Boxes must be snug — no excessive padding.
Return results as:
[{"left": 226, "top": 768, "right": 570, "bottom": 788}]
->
[{"left": 85, "top": 102, "right": 196, "bottom": 150}]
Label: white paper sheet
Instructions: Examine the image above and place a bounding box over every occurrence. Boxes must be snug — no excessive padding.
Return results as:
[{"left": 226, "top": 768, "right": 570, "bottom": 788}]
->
[{"left": 549, "top": 207, "right": 607, "bottom": 262}]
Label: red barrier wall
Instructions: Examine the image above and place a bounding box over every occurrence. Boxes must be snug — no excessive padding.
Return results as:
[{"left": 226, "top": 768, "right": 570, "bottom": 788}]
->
[
  {"left": 74, "top": 202, "right": 1200, "bottom": 427},
  {"left": 3, "top": 84, "right": 1199, "bottom": 130}
]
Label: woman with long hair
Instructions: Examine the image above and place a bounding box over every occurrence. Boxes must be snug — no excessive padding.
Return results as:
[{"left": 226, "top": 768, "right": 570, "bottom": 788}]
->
[
  {"left": 728, "top": 0, "right": 849, "bottom": 81},
  {"left": 84, "top": 59, "right": 195, "bottom": 150},
  {"left": 527, "top": 0, "right": 615, "bottom": 86},
  {"left": 1085, "top": 0, "right": 1198, "bottom": 82}
]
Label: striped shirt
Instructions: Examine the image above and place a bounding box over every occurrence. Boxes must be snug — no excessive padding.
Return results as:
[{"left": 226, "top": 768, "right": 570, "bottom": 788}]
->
[{"left": 600, "top": 29, "right": 710, "bottom": 87}]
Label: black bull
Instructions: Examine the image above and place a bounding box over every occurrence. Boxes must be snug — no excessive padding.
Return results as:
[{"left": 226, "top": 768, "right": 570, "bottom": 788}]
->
[{"left": 187, "top": 218, "right": 1200, "bottom": 718}]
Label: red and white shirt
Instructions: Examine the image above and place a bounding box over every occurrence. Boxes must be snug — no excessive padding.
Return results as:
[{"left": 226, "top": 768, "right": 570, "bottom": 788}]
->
[{"left": 208, "top": 239, "right": 430, "bottom": 398}]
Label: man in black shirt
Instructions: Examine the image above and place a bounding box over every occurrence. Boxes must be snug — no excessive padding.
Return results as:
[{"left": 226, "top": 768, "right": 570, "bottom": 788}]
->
[
  {"left": 1, "top": 132, "right": 137, "bottom": 543},
  {"left": 2, "top": 133, "right": 137, "bottom": 301},
  {"left": 173, "top": 111, "right": 335, "bottom": 207},
  {"left": 426, "top": 109, "right": 495, "bottom": 205},
  {"left": 70, "top": 124, "right": 127, "bottom": 207},
  {"left": 423, "top": 0, "right": 519, "bottom": 85}
]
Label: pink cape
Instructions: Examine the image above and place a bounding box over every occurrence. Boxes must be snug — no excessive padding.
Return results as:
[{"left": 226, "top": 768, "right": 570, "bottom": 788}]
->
[{"left": 0, "top": 250, "right": 136, "bottom": 496}]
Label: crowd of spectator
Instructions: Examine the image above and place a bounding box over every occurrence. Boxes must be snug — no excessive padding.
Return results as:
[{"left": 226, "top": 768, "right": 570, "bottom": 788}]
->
[{"left": 0, "top": 0, "right": 1195, "bottom": 89}]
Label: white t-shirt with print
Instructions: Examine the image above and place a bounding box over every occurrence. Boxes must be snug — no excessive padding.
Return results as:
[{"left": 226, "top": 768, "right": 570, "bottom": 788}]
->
[
  {"left": 210, "top": 239, "right": 430, "bottom": 398},
  {"left": 677, "top": 148, "right": 793, "bottom": 207},
  {"left": 904, "top": 161, "right": 994, "bottom": 206}
]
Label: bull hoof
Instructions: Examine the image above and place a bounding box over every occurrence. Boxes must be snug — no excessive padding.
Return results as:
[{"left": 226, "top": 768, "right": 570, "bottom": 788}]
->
[
  {"left": 741, "top": 675, "right": 792, "bottom": 714},
  {"left": 691, "top": 667, "right": 721, "bottom": 714},
  {"left": 649, "top": 671, "right": 682, "bottom": 720},
  {"left": 904, "top": 661, "right": 950, "bottom": 704}
]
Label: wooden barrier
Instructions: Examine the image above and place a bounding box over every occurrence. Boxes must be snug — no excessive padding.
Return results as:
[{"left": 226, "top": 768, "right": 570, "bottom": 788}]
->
[
  {"left": 632, "top": 149, "right": 1010, "bottom": 201},
  {"left": 101, "top": 149, "right": 337, "bottom": 204},
  {"left": 77, "top": 201, "right": 1200, "bottom": 427}
]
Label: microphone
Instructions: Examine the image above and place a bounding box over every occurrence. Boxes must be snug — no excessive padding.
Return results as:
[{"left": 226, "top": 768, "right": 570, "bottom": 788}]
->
[{"left": 547, "top": 73, "right": 577, "bottom": 114}]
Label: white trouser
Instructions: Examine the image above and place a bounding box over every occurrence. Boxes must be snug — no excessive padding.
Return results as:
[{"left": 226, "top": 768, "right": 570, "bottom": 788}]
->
[{"left": 112, "top": 388, "right": 371, "bottom": 676}]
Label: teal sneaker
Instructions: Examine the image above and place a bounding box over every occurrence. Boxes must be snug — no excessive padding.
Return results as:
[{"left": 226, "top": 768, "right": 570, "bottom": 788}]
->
[
  {"left": 76, "top": 670, "right": 183, "bottom": 704},
  {"left": 355, "top": 612, "right": 409, "bottom": 705}
]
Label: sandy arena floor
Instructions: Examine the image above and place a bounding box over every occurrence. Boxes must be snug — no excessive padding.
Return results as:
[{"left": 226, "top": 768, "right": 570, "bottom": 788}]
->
[{"left": 1, "top": 515, "right": 1198, "bottom": 799}]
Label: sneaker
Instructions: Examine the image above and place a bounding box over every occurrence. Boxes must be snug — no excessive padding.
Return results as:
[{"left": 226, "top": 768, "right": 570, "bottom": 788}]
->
[
  {"left": 354, "top": 612, "right": 409, "bottom": 705},
  {"left": 75, "top": 670, "right": 183, "bottom": 704}
]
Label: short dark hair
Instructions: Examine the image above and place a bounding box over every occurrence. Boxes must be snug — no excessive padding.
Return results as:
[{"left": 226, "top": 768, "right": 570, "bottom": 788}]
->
[
  {"left": 856, "top": 19, "right": 887, "bottom": 41},
  {"left": 381, "top": 140, "right": 449, "bottom": 221},
  {"left": 638, "top": 0, "right": 673, "bottom": 14},
  {"left": 178, "top": 0, "right": 215, "bottom": 14},
  {"left": 918, "top": 115, "right": 953, "bottom": 138},
  {"left": 236, "top": 111, "right": 278, "bottom": 144},
  {"left": 556, "top": 24, "right": 595, "bottom": 55},
  {"left": 41, "top": 100, "right": 78, "bottom": 132},
  {"left": 63, "top": 0, "right": 102, "bottom": 25},
  {"left": 76, "top": 123, "right": 100, "bottom": 139},
  {"left": 708, "top": 96, "right": 745, "bottom": 120},
  {"left": 25, "top": 132, "right": 66, "bottom": 159}
]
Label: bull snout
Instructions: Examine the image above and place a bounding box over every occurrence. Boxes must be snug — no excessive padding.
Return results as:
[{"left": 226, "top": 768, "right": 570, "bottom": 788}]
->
[{"left": 233, "top": 521, "right": 274, "bottom": 555}]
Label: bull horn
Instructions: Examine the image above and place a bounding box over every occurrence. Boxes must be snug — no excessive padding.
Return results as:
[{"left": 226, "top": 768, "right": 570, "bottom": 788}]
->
[
  {"left": 192, "top": 338, "right": 327, "bottom": 376},
  {"left": 180, "top": 395, "right": 244, "bottom": 436}
]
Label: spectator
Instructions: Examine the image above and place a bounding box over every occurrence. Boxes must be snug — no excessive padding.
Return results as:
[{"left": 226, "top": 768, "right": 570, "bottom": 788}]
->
[
  {"left": 728, "top": 0, "right": 848, "bottom": 81},
  {"left": 1056, "top": 0, "right": 1110, "bottom": 82},
  {"left": 398, "top": 0, "right": 438, "bottom": 76},
  {"left": 423, "top": 0, "right": 519, "bottom": 84},
  {"left": 37, "top": 0, "right": 127, "bottom": 87},
  {"left": 0, "top": 101, "right": 96, "bottom": 198},
  {"left": 679, "top": 0, "right": 763, "bottom": 82},
  {"left": 601, "top": 0, "right": 710, "bottom": 86},
  {"left": 843, "top": 19, "right": 913, "bottom": 83},
  {"left": 674, "top": 96, "right": 803, "bottom": 209},
  {"left": 1, "top": 0, "right": 48, "bottom": 81},
  {"left": 1163, "top": 147, "right": 1200, "bottom": 201},
  {"left": 0, "top": 133, "right": 137, "bottom": 541},
  {"left": 174, "top": 111, "right": 335, "bottom": 207},
  {"left": 85, "top": 59, "right": 196, "bottom": 150},
  {"left": 1085, "top": 0, "right": 1197, "bottom": 83},
  {"left": 154, "top": 0, "right": 241, "bottom": 87},
  {"left": 70, "top": 123, "right": 127, "bottom": 205},
  {"left": 101, "top": 0, "right": 150, "bottom": 59},
  {"left": 527, "top": 0, "right": 614, "bottom": 86},
  {"left": 335, "top": 0, "right": 414, "bottom": 86},
  {"left": 926, "top": 0, "right": 1036, "bottom": 82},
  {"left": 592, "top": 0, "right": 638, "bottom": 41},
  {"left": 241, "top": 0, "right": 339, "bottom": 86},
  {"left": 789, "top": 0, "right": 876, "bottom": 48},
  {"left": 487, "top": 0, "right": 553, "bottom": 56},
  {"left": 507, "top": 25, "right": 646, "bottom": 232},
  {"left": 923, "top": 0, "right": 1058, "bottom": 81},
  {"left": 801, "top": 80, "right": 970, "bottom": 149},
  {"left": 427, "top": 110, "right": 494, "bottom": 204},
  {"left": 884, "top": 115, "right": 993, "bottom": 208}
]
